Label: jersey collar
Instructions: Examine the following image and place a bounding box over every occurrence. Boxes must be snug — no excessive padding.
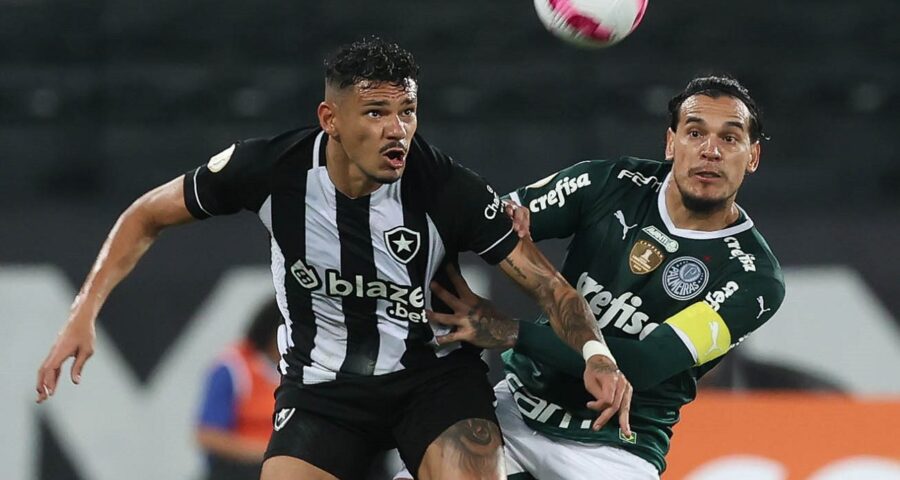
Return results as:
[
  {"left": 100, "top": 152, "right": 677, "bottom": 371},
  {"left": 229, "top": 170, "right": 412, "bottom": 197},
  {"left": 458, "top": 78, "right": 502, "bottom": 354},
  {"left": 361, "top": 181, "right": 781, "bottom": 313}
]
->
[{"left": 657, "top": 172, "right": 754, "bottom": 239}]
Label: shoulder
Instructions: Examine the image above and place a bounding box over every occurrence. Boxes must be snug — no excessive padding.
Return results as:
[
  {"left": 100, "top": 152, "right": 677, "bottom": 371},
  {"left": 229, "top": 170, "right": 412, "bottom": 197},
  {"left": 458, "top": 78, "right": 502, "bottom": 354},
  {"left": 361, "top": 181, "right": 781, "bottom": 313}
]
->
[
  {"left": 534, "top": 157, "right": 669, "bottom": 188},
  {"left": 717, "top": 226, "right": 786, "bottom": 302},
  {"left": 233, "top": 126, "right": 321, "bottom": 164},
  {"left": 601, "top": 156, "right": 670, "bottom": 188},
  {"left": 405, "top": 132, "right": 454, "bottom": 181},
  {"left": 725, "top": 226, "right": 782, "bottom": 277},
  {"left": 404, "top": 133, "right": 493, "bottom": 200}
]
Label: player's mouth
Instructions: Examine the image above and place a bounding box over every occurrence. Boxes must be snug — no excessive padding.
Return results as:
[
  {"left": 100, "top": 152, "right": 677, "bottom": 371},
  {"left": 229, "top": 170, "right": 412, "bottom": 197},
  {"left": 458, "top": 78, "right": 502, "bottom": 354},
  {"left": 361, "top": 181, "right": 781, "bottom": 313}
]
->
[
  {"left": 383, "top": 149, "right": 406, "bottom": 169},
  {"left": 381, "top": 145, "right": 407, "bottom": 169},
  {"left": 691, "top": 168, "right": 723, "bottom": 184}
]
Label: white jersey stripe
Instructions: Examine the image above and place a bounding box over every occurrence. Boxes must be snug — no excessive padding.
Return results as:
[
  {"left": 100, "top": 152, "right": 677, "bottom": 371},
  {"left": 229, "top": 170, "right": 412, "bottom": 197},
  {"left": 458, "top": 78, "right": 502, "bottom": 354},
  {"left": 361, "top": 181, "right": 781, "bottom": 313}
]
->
[
  {"left": 258, "top": 195, "right": 272, "bottom": 232},
  {"left": 257, "top": 196, "right": 294, "bottom": 375},
  {"left": 269, "top": 238, "right": 294, "bottom": 375},
  {"left": 371, "top": 179, "right": 414, "bottom": 374},
  {"left": 312, "top": 131, "right": 324, "bottom": 168},
  {"left": 424, "top": 213, "right": 461, "bottom": 357}
]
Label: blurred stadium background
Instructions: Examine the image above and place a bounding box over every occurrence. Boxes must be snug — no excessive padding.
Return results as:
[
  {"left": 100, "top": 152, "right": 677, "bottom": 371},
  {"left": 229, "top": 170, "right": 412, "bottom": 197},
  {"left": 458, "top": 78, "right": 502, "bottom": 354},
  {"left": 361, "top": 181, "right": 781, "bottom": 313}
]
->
[{"left": 1, "top": 0, "right": 898, "bottom": 478}]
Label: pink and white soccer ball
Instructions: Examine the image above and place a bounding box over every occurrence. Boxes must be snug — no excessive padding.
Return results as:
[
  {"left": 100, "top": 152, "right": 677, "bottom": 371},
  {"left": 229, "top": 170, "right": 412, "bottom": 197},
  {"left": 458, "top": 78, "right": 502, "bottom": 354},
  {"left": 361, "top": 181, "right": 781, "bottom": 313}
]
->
[{"left": 534, "top": 0, "right": 648, "bottom": 48}]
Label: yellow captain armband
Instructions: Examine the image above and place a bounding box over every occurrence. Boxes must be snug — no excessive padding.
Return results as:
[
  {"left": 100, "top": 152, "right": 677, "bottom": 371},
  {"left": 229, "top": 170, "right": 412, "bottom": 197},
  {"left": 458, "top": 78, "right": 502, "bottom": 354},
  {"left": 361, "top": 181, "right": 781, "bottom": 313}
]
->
[{"left": 664, "top": 302, "right": 732, "bottom": 366}]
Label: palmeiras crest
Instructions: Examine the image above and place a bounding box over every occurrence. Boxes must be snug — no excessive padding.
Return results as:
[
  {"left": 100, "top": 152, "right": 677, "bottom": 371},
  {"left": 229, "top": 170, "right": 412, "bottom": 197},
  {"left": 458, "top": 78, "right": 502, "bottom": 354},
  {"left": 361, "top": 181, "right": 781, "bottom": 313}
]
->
[{"left": 384, "top": 226, "right": 421, "bottom": 265}]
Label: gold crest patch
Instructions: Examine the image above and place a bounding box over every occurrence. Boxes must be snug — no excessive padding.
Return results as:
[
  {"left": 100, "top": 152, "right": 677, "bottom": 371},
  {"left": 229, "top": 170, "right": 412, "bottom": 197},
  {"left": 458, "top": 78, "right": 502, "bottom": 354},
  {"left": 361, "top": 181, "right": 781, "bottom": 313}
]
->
[{"left": 629, "top": 240, "right": 664, "bottom": 275}]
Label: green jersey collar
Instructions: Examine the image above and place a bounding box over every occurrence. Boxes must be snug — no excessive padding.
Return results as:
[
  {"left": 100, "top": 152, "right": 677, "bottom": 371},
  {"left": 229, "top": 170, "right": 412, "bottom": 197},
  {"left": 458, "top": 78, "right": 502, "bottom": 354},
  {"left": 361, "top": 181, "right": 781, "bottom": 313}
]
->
[{"left": 657, "top": 173, "right": 754, "bottom": 239}]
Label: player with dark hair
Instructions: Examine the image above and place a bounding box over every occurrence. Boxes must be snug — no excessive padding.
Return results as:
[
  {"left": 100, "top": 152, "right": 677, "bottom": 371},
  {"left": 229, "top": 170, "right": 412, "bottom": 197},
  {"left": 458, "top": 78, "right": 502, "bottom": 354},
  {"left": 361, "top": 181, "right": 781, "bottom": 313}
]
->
[
  {"left": 426, "top": 75, "right": 785, "bottom": 479},
  {"left": 35, "top": 36, "right": 632, "bottom": 480}
]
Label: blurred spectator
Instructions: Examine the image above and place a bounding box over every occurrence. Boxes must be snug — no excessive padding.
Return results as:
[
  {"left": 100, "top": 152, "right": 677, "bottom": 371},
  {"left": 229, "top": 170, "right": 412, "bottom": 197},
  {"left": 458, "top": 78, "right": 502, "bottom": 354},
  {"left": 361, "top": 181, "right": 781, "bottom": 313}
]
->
[{"left": 196, "top": 299, "right": 282, "bottom": 480}]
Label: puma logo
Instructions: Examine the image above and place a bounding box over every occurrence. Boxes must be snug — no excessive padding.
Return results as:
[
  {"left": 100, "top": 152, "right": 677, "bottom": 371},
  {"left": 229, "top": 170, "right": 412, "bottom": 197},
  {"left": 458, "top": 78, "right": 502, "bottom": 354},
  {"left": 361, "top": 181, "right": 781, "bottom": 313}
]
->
[
  {"left": 273, "top": 407, "right": 296, "bottom": 432},
  {"left": 614, "top": 210, "right": 638, "bottom": 240},
  {"left": 756, "top": 296, "right": 771, "bottom": 319},
  {"left": 704, "top": 321, "right": 722, "bottom": 356}
]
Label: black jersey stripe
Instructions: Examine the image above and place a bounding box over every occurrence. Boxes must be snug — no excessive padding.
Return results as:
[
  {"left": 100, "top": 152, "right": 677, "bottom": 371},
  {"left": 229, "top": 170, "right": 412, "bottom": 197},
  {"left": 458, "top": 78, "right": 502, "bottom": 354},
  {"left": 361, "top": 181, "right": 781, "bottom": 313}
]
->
[
  {"left": 271, "top": 137, "right": 317, "bottom": 384},
  {"left": 398, "top": 180, "right": 438, "bottom": 368},
  {"left": 336, "top": 193, "right": 380, "bottom": 376}
]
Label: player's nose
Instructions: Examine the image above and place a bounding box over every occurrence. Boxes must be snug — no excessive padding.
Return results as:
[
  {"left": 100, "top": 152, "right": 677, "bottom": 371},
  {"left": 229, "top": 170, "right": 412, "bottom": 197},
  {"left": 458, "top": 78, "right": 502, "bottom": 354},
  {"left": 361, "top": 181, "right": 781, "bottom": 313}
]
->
[
  {"left": 700, "top": 139, "right": 722, "bottom": 161},
  {"left": 384, "top": 115, "right": 406, "bottom": 140}
]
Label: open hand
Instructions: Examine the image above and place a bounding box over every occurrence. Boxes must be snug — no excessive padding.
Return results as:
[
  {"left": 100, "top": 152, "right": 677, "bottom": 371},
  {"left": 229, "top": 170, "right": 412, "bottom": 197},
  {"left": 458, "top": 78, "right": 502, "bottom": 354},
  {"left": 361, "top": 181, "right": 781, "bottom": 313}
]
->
[
  {"left": 426, "top": 265, "right": 518, "bottom": 350},
  {"left": 36, "top": 320, "right": 95, "bottom": 403}
]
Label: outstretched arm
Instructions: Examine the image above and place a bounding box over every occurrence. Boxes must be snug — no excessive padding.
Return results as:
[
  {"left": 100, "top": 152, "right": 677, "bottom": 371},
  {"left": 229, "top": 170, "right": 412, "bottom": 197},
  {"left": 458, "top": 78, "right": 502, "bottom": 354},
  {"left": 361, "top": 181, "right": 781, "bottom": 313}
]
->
[
  {"left": 496, "top": 238, "right": 601, "bottom": 356},
  {"left": 516, "top": 320, "right": 695, "bottom": 391},
  {"left": 36, "top": 176, "right": 194, "bottom": 402},
  {"left": 429, "top": 252, "right": 632, "bottom": 434}
]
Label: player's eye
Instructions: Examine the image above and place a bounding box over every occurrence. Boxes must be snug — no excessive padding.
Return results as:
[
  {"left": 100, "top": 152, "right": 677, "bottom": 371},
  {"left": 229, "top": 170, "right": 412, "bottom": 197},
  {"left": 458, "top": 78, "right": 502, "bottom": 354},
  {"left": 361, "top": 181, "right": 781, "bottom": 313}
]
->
[
  {"left": 366, "top": 110, "right": 382, "bottom": 118},
  {"left": 402, "top": 108, "right": 416, "bottom": 116},
  {"left": 688, "top": 130, "right": 702, "bottom": 138}
]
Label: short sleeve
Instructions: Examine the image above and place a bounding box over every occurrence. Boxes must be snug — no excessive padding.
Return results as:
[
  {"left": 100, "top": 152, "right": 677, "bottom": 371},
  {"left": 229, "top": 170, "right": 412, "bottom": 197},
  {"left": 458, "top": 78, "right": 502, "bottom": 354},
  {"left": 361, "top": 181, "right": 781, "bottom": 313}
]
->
[
  {"left": 436, "top": 162, "right": 520, "bottom": 265},
  {"left": 183, "top": 138, "right": 273, "bottom": 219},
  {"left": 665, "top": 272, "right": 785, "bottom": 366},
  {"left": 197, "top": 363, "right": 237, "bottom": 430},
  {"left": 507, "top": 160, "right": 619, "bottom": 241}
]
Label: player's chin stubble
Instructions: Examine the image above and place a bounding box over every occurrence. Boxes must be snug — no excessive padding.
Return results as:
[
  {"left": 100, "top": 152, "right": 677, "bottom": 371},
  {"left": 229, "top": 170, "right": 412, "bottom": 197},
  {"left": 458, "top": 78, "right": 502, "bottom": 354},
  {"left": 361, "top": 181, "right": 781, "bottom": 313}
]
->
[
  {"left": 675, "top": 175, "right": 728, "bottom": 215},
  {"left": 681, "top": 194, "right": 727, "bottom": 214},
  {"left": 677, "top": 182, "right": 729, "bottom": 215}
]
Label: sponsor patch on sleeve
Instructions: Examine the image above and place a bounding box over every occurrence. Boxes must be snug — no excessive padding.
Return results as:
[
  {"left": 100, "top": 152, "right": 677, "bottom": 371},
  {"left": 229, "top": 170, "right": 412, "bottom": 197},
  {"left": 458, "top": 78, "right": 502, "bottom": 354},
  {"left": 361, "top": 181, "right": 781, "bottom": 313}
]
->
[
  {"left": 207, "top": 144, "right": 236, "bottom": 173},
  {"left": 665, "top": 302, "right": 732, "bottom": 366}
]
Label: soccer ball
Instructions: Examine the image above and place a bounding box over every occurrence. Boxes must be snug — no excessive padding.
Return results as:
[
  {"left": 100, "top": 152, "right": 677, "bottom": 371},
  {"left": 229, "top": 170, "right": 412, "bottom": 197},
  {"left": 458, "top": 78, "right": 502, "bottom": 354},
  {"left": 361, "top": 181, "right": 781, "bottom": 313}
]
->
[{"left": 534, "top": 0, "right": 648, "bottom": 48}]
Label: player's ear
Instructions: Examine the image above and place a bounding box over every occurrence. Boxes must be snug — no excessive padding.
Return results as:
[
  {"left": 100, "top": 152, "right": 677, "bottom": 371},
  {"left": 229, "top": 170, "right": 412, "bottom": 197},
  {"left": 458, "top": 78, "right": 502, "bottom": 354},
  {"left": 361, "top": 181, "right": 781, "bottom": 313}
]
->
[
  {"left": 664, "top": 128, "right": 675, "bottom": 161},
  {"left": 747, "top": 141, "right": 761, "bottom": 174},
  {"left": 318, "top": 101, "right": 338, "bottom": 139}
]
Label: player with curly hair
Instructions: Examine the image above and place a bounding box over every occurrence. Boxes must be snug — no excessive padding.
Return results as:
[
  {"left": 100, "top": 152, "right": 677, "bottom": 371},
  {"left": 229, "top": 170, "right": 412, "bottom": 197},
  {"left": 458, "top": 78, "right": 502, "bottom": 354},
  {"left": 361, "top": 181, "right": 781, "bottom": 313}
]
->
[{"left": 35, "top": 36, "right": 632, "bottom": 480}]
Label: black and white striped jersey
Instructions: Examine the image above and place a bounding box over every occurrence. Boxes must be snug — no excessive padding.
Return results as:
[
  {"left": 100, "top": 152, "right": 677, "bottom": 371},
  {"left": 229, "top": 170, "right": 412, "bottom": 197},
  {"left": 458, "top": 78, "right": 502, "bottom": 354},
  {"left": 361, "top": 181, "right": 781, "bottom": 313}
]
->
[{"left": 184, "top": 127, "right": 519, "bottom": 385}]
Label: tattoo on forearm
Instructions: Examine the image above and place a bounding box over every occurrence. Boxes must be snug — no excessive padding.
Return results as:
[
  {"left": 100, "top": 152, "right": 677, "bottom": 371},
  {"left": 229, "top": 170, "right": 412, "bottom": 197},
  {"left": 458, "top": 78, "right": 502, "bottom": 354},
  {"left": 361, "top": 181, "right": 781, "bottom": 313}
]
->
[
  {"left": 502, "top": 258, "right": 527, "bottom": 280},
  {"left": 509, "top": 243, "right": 603, "bottom": 352},
  {"left": 466, "top": 299, "right": 518, "bottom": 349},
  {"left": 434, "top": 419, "right": 502, "bottom": 476},
  {"left": 587, "top": 355, "right": 619, "bottom": 374},
  {"left": 546, "top": 288, "right": 603, "bottom": 351}
]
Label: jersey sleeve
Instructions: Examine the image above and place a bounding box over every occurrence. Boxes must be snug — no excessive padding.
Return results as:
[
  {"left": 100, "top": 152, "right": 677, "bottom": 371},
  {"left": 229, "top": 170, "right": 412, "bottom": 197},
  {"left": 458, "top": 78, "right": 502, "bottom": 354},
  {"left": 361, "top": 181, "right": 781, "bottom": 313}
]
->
[
  {"left": 665, "top": 271, "right": 786, "bottom": 367},
  {"left": 183, "top": 138, "right": 273, "bottom": 219},
  {"left": 514, "top": 320, "right": 694, "bottom": 391},
  {"left": 434, "top": 161, "right": 519, "bottom": 265},
  {"left": 506, "top": 160, "right": 620, "bottom": 241},
  {"left": 197, "top": 363, "right": 237, "bottom": 430},
  {"left": 514, "top": 269, "right": 785, "bottom": 390}
]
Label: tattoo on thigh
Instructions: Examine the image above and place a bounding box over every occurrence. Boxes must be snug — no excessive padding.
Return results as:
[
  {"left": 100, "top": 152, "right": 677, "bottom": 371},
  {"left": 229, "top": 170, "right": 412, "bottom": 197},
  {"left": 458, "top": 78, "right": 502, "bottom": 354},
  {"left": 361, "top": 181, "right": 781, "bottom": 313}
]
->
[{"left": 436, "top": 419, "right": 501, "bottom": 475}]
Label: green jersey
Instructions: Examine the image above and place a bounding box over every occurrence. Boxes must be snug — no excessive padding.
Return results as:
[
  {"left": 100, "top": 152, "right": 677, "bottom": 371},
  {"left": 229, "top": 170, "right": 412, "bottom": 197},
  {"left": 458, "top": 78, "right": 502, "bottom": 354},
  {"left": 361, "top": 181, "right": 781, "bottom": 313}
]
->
[{"left": 502, "top": 157, "right": 785, "bottom": 473}]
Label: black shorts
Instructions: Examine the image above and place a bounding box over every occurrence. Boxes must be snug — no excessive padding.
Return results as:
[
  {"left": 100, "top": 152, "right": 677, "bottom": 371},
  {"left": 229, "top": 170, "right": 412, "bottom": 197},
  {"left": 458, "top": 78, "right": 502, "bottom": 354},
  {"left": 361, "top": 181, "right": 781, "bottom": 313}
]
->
[{"left": 264, "top": 354, "right": 498, "bottom": 479}]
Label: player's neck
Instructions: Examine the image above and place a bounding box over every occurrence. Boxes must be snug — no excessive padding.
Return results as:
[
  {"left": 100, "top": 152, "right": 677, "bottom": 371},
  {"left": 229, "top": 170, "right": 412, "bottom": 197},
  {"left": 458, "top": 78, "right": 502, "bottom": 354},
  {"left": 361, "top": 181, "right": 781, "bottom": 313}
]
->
[
  {"left": 665, "top": 182, "right": 740, "bottom": 231},
  {"left": 325, "top": 139, "right": 382, "bottom": 199}
]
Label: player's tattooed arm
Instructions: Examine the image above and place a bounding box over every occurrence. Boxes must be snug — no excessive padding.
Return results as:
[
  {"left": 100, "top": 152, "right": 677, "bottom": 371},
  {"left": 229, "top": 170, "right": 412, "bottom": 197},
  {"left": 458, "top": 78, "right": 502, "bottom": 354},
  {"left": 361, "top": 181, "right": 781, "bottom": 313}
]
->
[
  {"left": 429, "top": 239, "right": 631, "bottom": 433},
  {"left": 429, "top": 265, "right": 518, "bottom": 349},
  {"left": 498, "top": 240, "right": 632, "bottom": 433},
  {"left": 427, "top": 245, "right": 632, "bottom": 434},
  {"left": 499, "top": 238, "right": 603, "bottom": 353},
  {"left": 421, "top": 418, "right": 503, "bottom": 479},
  {"left": 429, "top": 239, "right": 603, "bottom": 354},
  {"left": 462, "top": 298, "right": 519, "bottom": 349}
]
